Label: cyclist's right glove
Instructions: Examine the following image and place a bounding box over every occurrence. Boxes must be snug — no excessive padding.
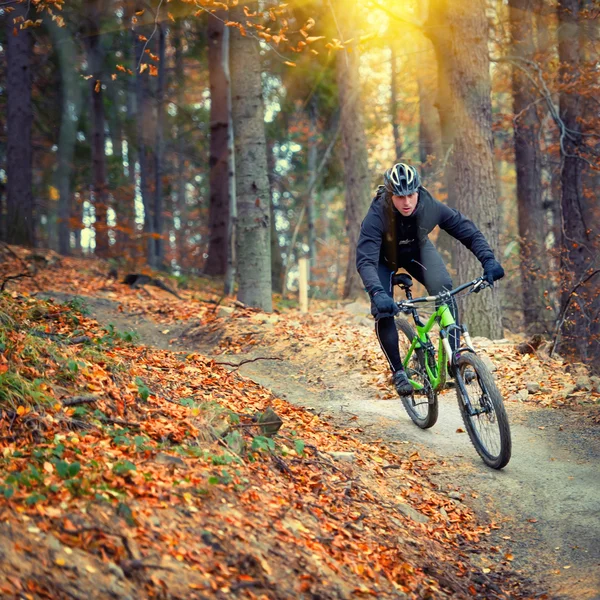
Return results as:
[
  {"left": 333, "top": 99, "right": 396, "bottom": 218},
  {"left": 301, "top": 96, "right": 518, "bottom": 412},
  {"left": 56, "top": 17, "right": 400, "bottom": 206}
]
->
[{"left": 372, "top": 291, "right": 400, "bottom": 320}]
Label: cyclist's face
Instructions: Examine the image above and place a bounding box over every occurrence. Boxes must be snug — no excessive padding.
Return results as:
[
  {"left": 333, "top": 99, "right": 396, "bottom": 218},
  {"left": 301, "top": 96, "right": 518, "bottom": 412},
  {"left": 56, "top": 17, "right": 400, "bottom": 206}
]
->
[{"left": 392, "top": 192, "right": 418, "bottom": 216}]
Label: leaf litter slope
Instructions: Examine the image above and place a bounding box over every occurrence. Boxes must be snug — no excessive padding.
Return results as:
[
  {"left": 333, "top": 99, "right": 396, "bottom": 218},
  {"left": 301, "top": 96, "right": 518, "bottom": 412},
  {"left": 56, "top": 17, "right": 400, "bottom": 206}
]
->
[{"left": 0, "top": 250, "right": 561, "bottom": 599}]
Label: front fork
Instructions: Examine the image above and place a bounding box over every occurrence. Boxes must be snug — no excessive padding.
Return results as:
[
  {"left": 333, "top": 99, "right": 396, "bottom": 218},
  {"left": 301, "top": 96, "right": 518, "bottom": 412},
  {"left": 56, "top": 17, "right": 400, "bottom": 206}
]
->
[
  {"left": 443, "top": 324, "right": 476, "bottom": 369},
  {"left": 443, "top": 325, "right": 481, "bottom": 416}
]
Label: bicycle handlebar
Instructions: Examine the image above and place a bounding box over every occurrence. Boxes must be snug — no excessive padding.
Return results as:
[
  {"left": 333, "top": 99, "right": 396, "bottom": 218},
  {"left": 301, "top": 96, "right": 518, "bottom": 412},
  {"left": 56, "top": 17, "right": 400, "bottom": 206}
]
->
[{"left": 396, "top": 276, "right": 490, "bottom": 312}]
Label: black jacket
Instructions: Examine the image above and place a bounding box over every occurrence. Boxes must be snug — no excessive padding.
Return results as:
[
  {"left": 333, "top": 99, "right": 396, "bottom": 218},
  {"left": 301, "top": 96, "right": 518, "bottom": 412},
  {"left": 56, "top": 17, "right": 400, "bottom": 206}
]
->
[{"left": 356, "top": 186, "right": 496, "bottom": 297}]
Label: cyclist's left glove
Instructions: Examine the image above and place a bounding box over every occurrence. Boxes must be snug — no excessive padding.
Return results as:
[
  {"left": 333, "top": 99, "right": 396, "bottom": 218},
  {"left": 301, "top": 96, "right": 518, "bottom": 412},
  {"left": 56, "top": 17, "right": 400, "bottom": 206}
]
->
[{"left": 483, "top": 259, "right": 505, "bottom": 285}]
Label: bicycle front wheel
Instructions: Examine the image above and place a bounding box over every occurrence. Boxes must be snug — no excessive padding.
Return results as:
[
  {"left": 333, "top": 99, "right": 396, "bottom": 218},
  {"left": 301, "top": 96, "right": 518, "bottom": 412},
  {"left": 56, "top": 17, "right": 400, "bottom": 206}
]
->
[
  {"left": 454, "top": 352, "right": 511, "bottom": 469},
  {"left": 396, "top": 317, "right": 438, "bottom": 429}
]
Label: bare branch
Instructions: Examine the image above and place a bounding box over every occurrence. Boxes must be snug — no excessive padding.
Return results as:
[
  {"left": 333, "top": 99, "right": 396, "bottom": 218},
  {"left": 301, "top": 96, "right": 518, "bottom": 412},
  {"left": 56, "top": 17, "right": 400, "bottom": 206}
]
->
[
  {"left": 62, "top": 396, "right": 99, "bottom": 407},
  {"left": 214, "top": 357, "right": 283, "bottom": 370},
  {"left": 1, "top": 273, "right": 33, "bottom": 292},
  {"left": 550, "top": 269, "right": 600, "bottom": 357},
  {"left": 493, "top": 55, "right": 598, "bottom": 167}
]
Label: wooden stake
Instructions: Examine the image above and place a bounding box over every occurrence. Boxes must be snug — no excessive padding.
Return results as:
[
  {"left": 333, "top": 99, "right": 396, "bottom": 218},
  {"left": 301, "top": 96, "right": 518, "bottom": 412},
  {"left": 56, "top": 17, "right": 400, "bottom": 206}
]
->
[{"left": 299, "top": 257, "right": 309, "bottom": 313}]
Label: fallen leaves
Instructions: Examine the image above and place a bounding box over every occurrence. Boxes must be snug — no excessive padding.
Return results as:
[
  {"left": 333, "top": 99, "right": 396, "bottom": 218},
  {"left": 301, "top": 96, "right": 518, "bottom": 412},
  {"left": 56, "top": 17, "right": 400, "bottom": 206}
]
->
[{"left": 0, "top": 250, "right": 545, "bottom": 598}]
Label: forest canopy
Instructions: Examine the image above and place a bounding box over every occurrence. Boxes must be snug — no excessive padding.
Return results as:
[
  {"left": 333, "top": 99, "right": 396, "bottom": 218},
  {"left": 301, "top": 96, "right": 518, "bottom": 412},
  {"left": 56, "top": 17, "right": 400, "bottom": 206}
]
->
[{"left": 0, "top": 0, "right": 598, "bottom": 371}]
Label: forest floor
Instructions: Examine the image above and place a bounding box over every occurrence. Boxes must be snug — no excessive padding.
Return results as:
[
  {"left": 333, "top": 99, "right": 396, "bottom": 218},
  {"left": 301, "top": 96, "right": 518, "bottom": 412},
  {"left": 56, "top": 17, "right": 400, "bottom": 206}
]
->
[{"left": 1, "top": 246, "right": 599, "bottom": 599}]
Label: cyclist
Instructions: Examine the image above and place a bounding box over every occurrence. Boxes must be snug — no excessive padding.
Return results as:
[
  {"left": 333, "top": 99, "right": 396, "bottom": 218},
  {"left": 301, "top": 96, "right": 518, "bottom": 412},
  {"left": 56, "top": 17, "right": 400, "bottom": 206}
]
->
[{"left": 356, "top": 163, "right": 505, "bottom": 397}]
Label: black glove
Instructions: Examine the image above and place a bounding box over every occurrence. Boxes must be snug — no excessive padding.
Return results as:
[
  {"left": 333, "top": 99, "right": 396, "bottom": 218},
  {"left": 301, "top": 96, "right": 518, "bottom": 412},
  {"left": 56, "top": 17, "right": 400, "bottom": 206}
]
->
[
  {"left": 372, "top": 291, "right": 399, "bottom": 319},
  {"left": 483, "top": 259, "right": 505, "bottom": 285}
]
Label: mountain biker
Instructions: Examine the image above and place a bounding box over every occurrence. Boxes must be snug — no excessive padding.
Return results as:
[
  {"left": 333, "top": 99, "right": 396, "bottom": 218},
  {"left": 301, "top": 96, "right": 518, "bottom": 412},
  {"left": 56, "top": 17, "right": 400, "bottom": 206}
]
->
[{"left": 356, "top": 163, "right": 505, "bottom": 397}]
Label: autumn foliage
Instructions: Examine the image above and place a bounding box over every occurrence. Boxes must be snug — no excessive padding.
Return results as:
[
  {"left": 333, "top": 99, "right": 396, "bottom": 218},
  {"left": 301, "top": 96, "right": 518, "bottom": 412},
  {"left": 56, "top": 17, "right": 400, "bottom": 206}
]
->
[{"left": 0, "top": 247, "right": 566, "bottom": 598}]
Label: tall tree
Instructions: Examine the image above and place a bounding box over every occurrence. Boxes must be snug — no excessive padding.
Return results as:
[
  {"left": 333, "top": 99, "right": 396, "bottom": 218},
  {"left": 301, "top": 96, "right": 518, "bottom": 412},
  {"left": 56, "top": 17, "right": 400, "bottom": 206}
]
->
[
  {"left": 205, "top": 10, "right": 230, "bottom": 276},
  {"left": 47, "top": 19, "right": 83, "bottom": 255},
  {"left": 172, "top": 21, "right": 188, "bottom": 271},
  {"left": 119, "top": 0, "right": 139, "bottom": 260},
  {"left": 556, "top": 0, "right": 599, "bottom": 369},
  {"left": 267, "top": 139, "right": 284, "bottom": 293},
  {"left": 306, "top": 99, "right": 318, "bottom": 271},
  {"left": 5, "top": 3, "right": 35, "bottom": 246},
  {"left": 133, "top": 4, "right": 153, "bottom": 265},
  {"left": 509, "top": 0, "right": 548, "bottom": 333},
  {"left": 390, "top": 41, "right": 403, "bottom": 162},
  {"left": 334, "top": 0, "right": 371, "bottom": 299},
  {"left": 229, "top": 9, "right": 272, "bottom": 311},
  {"left": 152, "top": 21, "right": 167, "bottom": 269},
  {"left": 415, "top": 37, "right": 442, "bottom": 180},
  {"left": 84, "top": 0, "right": 109, "bottom": 256},
  {"left": 427, "top": 0, "right": 503, "bottom": 338}
]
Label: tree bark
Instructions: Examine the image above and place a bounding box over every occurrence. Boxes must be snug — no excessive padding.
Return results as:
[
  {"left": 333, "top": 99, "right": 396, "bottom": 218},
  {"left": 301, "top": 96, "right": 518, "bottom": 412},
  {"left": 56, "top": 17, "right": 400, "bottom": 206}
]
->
[
  {"left": 390, "top": 41, "right": 403, "bottom": 162},
  {"left": 306, "top": 100, "right": 318, "bottom": 272},
  {"left": 47, "top": 19, "right": 82, "bottom": 255},
  {"left": 230, "top": 8, "right": 272, "bottom": 311},
  {"left": 556, "top": 0, "right": 599, "bottom": 370},
  {"left": 85, "top": 0, "right": 109, "bottom": 257},
  {"left": 334, "top": 1, "right": 371, "bottom": 299},
  {"left": 205, "top": 10, "right": 230, "bottom": 276},
  {"left": 6, "top": 3, "right": 35, "bottom": 247},
  {"left": 267, "top": 140, "right": 284, "bottom": 293},
  {"left": 415, "top": 37, "right": 441, "bottom": 180},
  {"left": 121, "top": 0, "right": 138, "bottom": 260},
  {"left": 172, "top": 21, "right": 187, "bottom": 271},
  {"left": 134, "top": 12, "right": 153, "bottom": 265},
  {"left": 152, "top": 22, "right": 166, "bottom": 269},
  {"left": 509, "top": 0, "right": 549, "bottom": 333},
  {"left": 426, "top": 0, "right": 503, "bottom": 339}
]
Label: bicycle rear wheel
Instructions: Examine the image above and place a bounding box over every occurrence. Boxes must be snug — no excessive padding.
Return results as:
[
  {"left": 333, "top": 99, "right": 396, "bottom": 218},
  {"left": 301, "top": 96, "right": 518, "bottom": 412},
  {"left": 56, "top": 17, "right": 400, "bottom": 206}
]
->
[
  {"left": 396, "top": 317, "right": 438, "bottom": 429},
  {"left": 454, "top": 352, "right": 511, "bottom": 469}
]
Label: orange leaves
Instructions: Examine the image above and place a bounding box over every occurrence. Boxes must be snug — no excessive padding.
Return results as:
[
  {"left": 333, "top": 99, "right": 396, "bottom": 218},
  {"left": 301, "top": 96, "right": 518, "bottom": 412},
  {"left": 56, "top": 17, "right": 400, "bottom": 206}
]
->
[
  {"left": 325, "top": 38, "right": 346, "bottom": 52},
  {"left": 0, "top": 252, "right": 539, "bottom": 598}
]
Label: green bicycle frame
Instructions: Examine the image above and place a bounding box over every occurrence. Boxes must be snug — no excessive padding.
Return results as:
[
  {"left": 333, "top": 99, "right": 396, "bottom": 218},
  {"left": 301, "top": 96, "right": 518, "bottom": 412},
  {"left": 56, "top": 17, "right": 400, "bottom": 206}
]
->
[{"left": 402, "top": 304, "right": 456, "bottom": 392}]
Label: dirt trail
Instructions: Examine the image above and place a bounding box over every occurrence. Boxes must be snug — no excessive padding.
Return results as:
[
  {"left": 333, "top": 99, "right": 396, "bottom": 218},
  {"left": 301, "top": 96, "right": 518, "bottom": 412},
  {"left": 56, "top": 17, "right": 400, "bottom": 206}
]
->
[
  {"left": 44, "top": 292, "right": 600, "bottom": 600},
  {"left": 240, "top": 357, "right": 600, "bottom": 600}
]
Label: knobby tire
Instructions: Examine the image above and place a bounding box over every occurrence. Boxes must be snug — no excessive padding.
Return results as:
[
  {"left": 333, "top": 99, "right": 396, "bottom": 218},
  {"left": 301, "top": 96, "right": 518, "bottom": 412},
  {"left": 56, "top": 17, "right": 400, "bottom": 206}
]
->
[
  {"left": 396, "top": 317, "right": 438, "bottom": 429},
  {"left": 454, "top": 352, "right": 512, "bottom": 469}
]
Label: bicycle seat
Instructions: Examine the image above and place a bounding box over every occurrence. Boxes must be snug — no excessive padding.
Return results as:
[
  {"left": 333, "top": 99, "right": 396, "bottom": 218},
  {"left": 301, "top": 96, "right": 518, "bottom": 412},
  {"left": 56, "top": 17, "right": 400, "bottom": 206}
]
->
[{"left": 393, "top": 273, "right": 413, "bottom": 288}]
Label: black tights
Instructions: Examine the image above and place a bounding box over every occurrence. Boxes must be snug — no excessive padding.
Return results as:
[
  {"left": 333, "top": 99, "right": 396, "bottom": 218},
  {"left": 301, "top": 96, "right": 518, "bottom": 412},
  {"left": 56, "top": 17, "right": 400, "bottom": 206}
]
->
[
  {"left": 371, "top": 242, "right": 459, "bottom": 373},
  {"left": 375, "top": 298, "right": 460, "bottom": 372}
]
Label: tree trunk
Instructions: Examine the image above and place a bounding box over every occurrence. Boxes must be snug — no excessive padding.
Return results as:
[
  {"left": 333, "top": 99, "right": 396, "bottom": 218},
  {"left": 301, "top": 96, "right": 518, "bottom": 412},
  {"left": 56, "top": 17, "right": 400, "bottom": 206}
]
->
[
  {"left": 267, "top": 140, "right": 284, "bottom": 293},
  {"left": 134, "top": 14, "right": 153, "bottom": 265},
  {"left": 172, "top": 21, "right": 187, "bottom": 270},
  {"left": 47, "top": 19, "right": 82, "bottom": 256},
  {"left": 415, "top": 37, "right": 442, "bottom": 180},
  {"left": 223, "top": 22, "right": 237, "bottom": 297},
  {"left": 121, "top": 0, "right": 138, "bottom": 261},
  {"left": 6, "top": 4, "right": 35, "bottom": 247},
  {"left": 205, "top": 10, "right": 230, "bottom": 276},
  {"left": 509, "top": 0, "right": 549, "bottom": 333},
  {"left": 335, "top": 1, "right": 371, "bottom": 299},
  {"left": 152, "top": 22, "right": 166, "bottom": 269},
  {"left": 428, "top": 10, "right": 458, "bottom": 274},
  {"left": 427, "top": 0, "right": 503, "bottom": 339},
  {"left": 307, "top": 100, "right": 318, "bottom": 272},
  {"left": 557, "top": 0, "right": 599, "bottom": 370},
  {"left": 390, "top": 41, "right": 403, "bottom": 162},
  {"left": 85, "top": 0, "right": 109, "bottom": 257},
  {"left": 230, "top": 7, "right": 272, "bottom": 311}
]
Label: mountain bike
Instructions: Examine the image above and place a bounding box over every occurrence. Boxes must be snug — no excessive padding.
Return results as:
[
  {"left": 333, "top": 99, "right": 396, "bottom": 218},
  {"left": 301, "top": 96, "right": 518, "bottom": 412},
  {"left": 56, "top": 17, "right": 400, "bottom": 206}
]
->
[{"left": 393, "top": 273, "right": 512, "bottom": 469}]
